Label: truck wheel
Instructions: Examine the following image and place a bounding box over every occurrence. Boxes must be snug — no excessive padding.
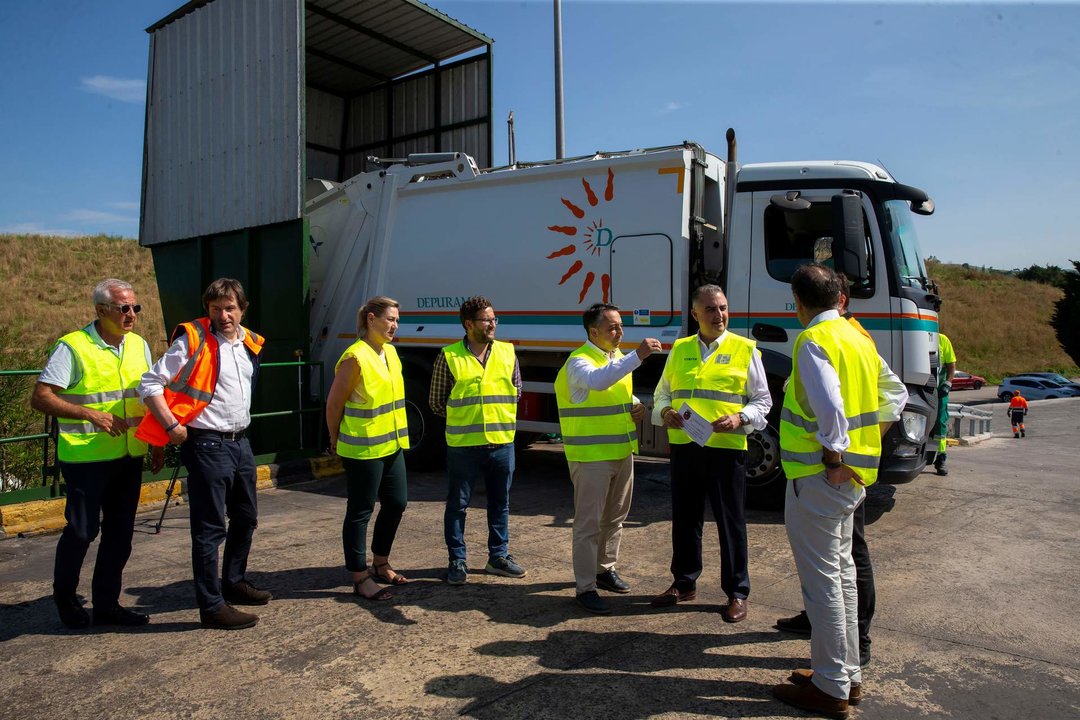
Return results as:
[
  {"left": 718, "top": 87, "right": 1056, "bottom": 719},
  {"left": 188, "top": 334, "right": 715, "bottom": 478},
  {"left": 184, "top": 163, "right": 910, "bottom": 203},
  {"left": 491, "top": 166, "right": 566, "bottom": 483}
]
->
[
  {"left": 745, "top": 426, "right": 786, "bottom": 511},
  {"left": 403, "top": 382, "right": 446, "bottom": 471}
]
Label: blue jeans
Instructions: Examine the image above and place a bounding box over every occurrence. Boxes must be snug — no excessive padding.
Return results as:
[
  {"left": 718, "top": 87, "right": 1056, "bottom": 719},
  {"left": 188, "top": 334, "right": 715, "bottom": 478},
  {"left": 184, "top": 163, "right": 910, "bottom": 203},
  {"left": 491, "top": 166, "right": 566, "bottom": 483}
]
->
[
  {"left": 181, "top": 434, "right": 258, "bottom": 612},
  {"left": 444, "top": 444, "right": 514, "bottom": 563}
]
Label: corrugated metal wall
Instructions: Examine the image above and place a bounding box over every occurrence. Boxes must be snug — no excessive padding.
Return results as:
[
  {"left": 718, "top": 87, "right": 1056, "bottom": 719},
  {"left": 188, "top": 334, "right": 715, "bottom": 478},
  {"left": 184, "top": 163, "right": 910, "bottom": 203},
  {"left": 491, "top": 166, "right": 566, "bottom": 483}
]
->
[{"left": 141, "top": 0, "right": 304, "bottom": 246}]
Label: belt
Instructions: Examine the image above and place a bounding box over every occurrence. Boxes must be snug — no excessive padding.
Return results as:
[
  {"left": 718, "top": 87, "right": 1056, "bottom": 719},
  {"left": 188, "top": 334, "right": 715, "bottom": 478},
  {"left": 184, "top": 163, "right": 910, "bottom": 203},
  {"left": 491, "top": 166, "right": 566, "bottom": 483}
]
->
[{"left": 187, "top": 427, "right": 247, "bottom": 442}]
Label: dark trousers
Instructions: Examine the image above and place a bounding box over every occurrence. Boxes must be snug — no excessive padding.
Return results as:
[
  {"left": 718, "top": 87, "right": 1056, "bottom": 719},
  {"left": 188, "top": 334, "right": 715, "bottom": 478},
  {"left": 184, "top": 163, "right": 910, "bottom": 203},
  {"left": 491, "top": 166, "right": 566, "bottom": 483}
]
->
[
  {"left": 181, "top": 434, "right": 258, "bottom": 612},
  {"left": 852, "top": 497, "right": 875, "bottom": 651},
  {"left": 669, "top": 443, "right": 750, "bottom": 599},
  {"left": 54, "top": 456, "right": 143, "bottom": 608},
  {"left": 341, "top": 451, "right": 408, "bottom": 572}
]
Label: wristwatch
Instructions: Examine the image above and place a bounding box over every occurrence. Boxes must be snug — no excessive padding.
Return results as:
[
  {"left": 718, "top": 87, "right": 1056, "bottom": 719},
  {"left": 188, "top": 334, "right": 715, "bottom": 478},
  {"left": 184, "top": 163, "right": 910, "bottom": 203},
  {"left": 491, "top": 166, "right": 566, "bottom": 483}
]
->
[{"left": 737, "top": 411, "right": 749, "bottom": 426}]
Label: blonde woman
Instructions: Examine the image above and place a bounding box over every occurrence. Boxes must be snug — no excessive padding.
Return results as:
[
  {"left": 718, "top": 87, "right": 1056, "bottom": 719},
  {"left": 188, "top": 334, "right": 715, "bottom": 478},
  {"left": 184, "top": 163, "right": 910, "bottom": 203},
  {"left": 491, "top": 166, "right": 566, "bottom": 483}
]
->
[{"left": 326, "top": 297, "right": 410, "bottom": 600}]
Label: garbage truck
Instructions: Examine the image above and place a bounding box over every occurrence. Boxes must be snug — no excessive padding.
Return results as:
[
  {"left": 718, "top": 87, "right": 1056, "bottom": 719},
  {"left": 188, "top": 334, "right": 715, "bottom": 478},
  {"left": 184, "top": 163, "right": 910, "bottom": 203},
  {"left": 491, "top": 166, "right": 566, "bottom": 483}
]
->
[{"left": 304, "top": 130, "right": 942, "bottom": 507}]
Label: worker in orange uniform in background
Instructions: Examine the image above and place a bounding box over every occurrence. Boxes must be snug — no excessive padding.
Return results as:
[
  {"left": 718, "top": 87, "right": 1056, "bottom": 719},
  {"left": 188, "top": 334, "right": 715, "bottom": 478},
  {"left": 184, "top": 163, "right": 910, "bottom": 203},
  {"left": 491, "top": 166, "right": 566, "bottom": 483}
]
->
[{"left": 1008, "top": 390, "right": 1028, "bottom": 438}]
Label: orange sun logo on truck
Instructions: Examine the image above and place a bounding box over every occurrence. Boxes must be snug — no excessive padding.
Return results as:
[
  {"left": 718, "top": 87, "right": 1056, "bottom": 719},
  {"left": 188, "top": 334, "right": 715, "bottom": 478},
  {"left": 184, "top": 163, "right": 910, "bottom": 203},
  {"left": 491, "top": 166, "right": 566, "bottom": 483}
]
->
[{"left": 546, "top": 168, "right": 615, "bottom": 304}]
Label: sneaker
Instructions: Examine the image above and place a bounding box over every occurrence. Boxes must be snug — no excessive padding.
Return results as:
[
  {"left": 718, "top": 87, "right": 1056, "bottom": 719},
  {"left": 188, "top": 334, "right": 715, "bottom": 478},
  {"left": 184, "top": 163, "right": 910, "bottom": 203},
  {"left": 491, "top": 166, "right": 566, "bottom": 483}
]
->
[
  {"left": 576, "top": 590, "right": 611, "bottom": 615},
  {"left": 54, "top": 592, "right": 90, "bottom": 629},
  {"left": 200, "top": 604, "right": 258, "bottom": 630},
  {"left": 446, "top": 559, "right": 469, "bottom": 585},
  {"left": 223, "top": 580, "right": 273, "bottom": 606},
  {"left": 485, "top": 554, "right": 527, "bottom": 578}
]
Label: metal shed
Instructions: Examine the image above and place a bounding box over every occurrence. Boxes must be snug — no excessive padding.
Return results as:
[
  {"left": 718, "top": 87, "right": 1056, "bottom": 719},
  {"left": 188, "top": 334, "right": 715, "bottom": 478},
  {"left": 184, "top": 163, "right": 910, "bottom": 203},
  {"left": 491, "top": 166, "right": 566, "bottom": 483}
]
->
[{"left": 139, "top": 0, "right": 493, "bottom": 459}]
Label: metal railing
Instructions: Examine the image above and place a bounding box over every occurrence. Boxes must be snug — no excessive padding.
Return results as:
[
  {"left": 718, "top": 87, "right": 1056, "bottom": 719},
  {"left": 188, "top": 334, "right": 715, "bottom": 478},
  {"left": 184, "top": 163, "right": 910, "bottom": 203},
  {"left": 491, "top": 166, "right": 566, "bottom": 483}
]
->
[
  {"left": 947, "top": 402, "right": 993, "bottom": 438},
  {"left": 0, "top": 361, "right": 324, "bottom": 503}
]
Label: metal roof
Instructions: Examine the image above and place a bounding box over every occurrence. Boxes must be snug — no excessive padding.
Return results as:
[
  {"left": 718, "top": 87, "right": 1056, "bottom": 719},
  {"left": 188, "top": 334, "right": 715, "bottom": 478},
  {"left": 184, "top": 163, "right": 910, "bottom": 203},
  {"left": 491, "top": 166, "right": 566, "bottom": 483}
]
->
[{"left": 149, "top": 0, "right": 492, "bottom": 96}]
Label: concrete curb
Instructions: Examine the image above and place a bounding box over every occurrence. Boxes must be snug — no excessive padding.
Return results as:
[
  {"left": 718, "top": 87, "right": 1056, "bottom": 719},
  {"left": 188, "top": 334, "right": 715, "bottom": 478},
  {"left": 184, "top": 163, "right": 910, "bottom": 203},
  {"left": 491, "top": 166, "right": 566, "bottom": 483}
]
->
[{"left": 0, "top": 455, "right": 339, "bottom": 539}]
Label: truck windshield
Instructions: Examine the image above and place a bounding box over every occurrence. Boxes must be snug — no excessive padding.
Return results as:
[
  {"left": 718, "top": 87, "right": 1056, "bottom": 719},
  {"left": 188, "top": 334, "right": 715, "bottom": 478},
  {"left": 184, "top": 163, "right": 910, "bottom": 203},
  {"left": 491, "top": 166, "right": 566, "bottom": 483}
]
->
[{"left": 883, "top": 199, "right": 929, "bottom": 289}]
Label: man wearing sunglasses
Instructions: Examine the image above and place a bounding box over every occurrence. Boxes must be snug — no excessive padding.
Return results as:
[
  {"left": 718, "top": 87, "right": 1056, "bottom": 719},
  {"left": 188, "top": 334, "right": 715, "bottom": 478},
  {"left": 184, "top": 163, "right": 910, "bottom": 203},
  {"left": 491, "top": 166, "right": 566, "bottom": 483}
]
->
[{"left": 31, "top": 279, "right": 164, "bottom": 629}]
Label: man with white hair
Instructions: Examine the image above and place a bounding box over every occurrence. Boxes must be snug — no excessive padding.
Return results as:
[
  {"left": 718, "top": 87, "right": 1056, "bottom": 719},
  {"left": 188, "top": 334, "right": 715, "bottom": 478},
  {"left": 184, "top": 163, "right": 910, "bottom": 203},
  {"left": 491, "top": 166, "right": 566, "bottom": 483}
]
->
[{"left": 32, "top": 279, "right": 164, "bottom": 629}]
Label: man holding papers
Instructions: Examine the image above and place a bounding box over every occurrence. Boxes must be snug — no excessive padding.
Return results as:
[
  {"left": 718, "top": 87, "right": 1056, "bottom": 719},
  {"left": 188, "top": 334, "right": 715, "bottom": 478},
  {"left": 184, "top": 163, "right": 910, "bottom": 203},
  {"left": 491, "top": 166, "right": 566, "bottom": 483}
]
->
[{"left": 650, "top": 285, "right": 772, "bottom": 622}]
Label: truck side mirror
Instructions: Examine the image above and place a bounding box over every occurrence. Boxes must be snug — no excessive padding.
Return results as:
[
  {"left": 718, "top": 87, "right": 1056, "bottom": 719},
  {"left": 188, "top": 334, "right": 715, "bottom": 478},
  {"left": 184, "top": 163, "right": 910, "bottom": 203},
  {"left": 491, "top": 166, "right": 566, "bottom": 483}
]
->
[{"left": 831, "top": 191, "right": 869, "bottom": 283}]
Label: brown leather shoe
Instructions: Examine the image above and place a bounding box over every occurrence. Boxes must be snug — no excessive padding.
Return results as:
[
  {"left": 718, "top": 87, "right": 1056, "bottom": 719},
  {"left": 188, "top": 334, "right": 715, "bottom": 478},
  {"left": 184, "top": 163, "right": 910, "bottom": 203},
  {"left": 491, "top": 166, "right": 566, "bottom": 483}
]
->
[
  {"left": 721, "top": 597, "right": 748, "bottom": 623},
  {"left": 222, "top": 580, "right": 273, "bottom": 606},
  {"left": 772, "top": 680, "right": 849, "bottom": 719},
  {"left": 788, "top": 668, "right": 861, "bottom": 705},
  {"left": 649, "top": 584, "right": 697, "bottom": 607},
  {"left": 200, "top": 603, "right": 259, "bottom": 630}
]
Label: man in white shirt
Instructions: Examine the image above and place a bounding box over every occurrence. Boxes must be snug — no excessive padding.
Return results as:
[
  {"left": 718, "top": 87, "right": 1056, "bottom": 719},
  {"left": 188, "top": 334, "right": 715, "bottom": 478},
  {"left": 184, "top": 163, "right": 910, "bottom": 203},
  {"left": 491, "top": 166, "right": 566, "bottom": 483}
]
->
[
  {"left": 139, "top": 278, "right": 270, "bottom": 630},
  {"left": 650, "top": 285, "right": 772, "bottom": 622},
  {"left": 772, "top": 264, "right": 907, "bottom": 718},
  {"left": 555, "top": 303, "right": 662, "bottom": 614}
]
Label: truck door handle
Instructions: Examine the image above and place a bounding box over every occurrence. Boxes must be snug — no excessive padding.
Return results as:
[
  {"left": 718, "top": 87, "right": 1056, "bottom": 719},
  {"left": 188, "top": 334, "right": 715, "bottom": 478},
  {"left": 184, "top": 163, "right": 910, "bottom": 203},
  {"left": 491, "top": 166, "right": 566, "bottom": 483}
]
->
[{"left": 752, "top": 323, "right": 787, "bottom": 343}]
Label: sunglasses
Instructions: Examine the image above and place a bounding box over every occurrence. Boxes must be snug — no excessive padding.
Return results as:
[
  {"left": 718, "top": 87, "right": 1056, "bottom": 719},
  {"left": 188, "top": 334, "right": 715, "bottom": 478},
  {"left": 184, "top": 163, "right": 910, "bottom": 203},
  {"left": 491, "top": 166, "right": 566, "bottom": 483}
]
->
[{"left": 100, "top": 303, "right": 142, "bottom": 315}]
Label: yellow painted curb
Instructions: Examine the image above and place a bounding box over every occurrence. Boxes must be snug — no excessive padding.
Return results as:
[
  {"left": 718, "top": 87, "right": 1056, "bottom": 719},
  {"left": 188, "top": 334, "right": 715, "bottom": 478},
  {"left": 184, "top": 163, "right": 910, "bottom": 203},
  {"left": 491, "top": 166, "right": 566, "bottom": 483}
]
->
[
  {"left": 0, "top": 498, "right": 67, "bottom": 536},
  {"left": 309, "top": 455, "right": 343, "bottom": 479}
]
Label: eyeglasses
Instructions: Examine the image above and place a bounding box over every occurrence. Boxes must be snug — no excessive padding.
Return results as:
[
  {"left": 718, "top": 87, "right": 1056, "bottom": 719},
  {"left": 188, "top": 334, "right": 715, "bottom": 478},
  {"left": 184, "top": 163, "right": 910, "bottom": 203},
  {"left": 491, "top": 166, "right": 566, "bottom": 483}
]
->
[
  {"left": 99, "top": 303, "right": 142, "bottom": 315},
  {"left": 471, "top": 317, "right": 498, "bottom": 326}
]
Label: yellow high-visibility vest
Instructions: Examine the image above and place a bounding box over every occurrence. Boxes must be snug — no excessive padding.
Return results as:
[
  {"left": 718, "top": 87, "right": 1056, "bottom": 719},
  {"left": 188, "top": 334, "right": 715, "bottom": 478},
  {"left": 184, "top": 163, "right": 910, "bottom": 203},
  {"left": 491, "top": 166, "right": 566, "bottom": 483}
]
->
[
  {"left": 443, "top": 340, "right": 517, "bottom": 446},
  {"left": 54, "top": 328, "right": 149, "bottom": 462},
  {"left": 780, "top": 316, "right": 881, "bottom": 486},
  {"left": 336, "top": 339, "right": 410, "bottom": 460},
  {"left": 665, "top": 333, "right": 755, "bottom": 450},
  {"left": 555, "top": 343, "right": 638, "bottom": 462}
]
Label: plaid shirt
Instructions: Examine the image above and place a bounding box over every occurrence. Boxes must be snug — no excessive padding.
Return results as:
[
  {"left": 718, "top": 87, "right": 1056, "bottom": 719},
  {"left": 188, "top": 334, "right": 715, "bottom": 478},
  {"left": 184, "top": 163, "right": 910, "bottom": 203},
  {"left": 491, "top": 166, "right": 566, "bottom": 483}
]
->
[{"left": 428, "top": 337, "right": 522, "bottom": 417}]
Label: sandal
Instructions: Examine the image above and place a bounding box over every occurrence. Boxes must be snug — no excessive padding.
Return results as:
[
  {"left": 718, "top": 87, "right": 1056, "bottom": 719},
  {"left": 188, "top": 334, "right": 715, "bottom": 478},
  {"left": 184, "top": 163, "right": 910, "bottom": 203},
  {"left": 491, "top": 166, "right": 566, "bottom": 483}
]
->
[
  {"left": 372, "top": 560, "right": 409, "bottom": 586},
  {"left": 352, "top": 571, "right": 393, "bottom": 601}
]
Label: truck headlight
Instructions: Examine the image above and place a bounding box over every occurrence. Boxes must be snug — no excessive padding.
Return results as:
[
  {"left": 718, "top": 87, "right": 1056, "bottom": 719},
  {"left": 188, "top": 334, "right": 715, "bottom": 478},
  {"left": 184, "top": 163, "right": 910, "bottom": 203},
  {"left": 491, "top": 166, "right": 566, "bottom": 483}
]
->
[{"left": 900, "top": 410, "right": 927, "bottom": 443}]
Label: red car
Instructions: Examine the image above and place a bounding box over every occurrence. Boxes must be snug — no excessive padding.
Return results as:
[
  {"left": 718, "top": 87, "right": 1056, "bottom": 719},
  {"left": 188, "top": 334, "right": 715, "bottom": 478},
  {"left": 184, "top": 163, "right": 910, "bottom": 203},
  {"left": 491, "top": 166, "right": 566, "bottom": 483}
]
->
[{"left": 950, "top": 370, "right": 986, "bottom": 390}]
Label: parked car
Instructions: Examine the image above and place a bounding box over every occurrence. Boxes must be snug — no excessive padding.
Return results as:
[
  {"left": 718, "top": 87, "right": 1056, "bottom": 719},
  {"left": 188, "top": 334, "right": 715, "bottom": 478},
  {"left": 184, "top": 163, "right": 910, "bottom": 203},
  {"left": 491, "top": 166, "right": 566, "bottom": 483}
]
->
[
  {"left": 1013, "top": 372, "right": 1080, "bottom": 392},
  {"left": 950, "top": 371, "right": 986, "bottom": 390},
  {"left": 998, "top": 376, "right": 1080, "bottom": 402}
]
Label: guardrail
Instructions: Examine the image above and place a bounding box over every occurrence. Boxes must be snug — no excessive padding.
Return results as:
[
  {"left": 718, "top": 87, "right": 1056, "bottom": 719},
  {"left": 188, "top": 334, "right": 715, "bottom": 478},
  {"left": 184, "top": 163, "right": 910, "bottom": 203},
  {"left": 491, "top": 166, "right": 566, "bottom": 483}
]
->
[
  {"left": 0, "top": 361, "right": 324, "bottom": 503},
  {"left": 947, "top": 402, "right": 993, "bottom": 438}
]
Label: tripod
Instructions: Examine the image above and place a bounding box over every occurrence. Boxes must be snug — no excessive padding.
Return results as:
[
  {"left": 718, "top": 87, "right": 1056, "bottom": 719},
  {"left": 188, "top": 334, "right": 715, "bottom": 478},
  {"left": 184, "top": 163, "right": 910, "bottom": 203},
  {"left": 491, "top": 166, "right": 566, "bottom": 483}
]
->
[{"left": 154, "top": 462, "right": 182, "bottom": 534}]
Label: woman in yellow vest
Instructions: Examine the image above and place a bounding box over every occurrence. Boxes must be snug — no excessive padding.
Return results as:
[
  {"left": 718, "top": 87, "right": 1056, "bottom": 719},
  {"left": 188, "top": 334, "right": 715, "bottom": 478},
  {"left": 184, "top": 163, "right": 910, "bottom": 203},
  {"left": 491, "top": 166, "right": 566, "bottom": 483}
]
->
[{"left": 326, "top": 296, "right": 411, "bottom": 601}]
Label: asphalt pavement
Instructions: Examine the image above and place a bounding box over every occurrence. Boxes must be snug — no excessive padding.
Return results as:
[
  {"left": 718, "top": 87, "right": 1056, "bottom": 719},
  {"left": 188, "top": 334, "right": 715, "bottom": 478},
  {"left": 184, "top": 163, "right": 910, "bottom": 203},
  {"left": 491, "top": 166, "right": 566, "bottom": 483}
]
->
[{"left": 1, "top": 398, "right": 1077, "bottom": 719}]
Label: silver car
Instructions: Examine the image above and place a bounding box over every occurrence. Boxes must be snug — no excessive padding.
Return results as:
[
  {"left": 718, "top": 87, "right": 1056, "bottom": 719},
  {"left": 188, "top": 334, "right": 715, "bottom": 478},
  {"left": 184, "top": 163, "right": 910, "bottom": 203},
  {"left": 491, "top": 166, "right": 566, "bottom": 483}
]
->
[{"left": 999, "top": 376, "right": 1080, "bottom": 402}]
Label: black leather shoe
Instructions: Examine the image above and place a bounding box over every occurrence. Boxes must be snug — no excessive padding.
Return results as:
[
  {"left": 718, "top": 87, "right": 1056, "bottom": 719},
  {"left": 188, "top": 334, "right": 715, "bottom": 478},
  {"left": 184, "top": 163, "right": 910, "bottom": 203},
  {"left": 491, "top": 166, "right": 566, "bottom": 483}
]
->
[
  {"left": 859, "top": 643, "right": 872, "bottom": 667},
  {"left": 576, "top": 590, "right": 612, "bottom": 615},
  {"left": 223, "top": 580, "right": 273, "bottom": 606},
  {"left": 775, "top": 610, "right": 812, "bottom": 634},
  {"left": 595, "top": 569, "right": 631, "bottom": 594},
  {"left": 54, "top": 593, "right": 89, "bottom": 629},
  {"left": 93, "top": 605, "right": 150, "bottom": 627}
]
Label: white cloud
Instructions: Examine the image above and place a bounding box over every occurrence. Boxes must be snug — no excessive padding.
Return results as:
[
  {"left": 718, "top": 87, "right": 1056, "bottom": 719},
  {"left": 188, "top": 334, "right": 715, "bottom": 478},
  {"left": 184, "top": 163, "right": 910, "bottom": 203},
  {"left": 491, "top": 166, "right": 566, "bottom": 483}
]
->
[
  {"left": 658, "top": 101, "right": 683, "bottom": 114},
  {"left": 0, "top": 222, "right": 78, "bottom": 236},
  {"left": 81, "top": 75, "right": 146, "bottom": 104},
  {"left": 62, "top": 208, "right": 138, "bottom": 224},
  {"left": 108, "top": 201, "right": 140, "bottom": 211}
]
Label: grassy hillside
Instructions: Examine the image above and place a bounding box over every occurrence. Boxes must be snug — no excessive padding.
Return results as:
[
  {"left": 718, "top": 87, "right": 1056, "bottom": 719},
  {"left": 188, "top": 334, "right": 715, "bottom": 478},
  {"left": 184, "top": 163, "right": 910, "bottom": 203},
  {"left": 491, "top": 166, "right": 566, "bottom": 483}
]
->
[
  {"left": 928, "top": 259, "right": 1078, "bottom": 383},
  {"left": 0, "top": 234, "right": 166, "bottom": 366}
]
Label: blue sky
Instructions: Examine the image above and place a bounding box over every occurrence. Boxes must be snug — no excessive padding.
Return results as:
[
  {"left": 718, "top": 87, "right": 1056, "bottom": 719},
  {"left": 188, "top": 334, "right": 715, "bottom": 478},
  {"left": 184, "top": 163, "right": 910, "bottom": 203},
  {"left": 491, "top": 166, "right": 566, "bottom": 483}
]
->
[{"left": 0, "top": 1, "right": 1077, "bottom": 271}]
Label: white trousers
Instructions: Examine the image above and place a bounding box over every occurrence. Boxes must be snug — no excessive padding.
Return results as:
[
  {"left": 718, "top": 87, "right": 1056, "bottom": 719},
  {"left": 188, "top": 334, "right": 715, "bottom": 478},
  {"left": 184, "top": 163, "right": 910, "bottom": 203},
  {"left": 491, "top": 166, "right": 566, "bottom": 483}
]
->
[
  {"left": 569, "top": 456, "right": 634, "bottom": 593},
  {"left": 784, "top": 473, "right": 865, "bottom": 699}
]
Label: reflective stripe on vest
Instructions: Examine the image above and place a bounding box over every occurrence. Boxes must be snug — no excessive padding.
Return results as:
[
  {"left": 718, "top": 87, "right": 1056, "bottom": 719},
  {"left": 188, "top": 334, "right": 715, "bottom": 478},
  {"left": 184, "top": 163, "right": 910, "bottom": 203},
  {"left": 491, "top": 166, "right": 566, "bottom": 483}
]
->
[
  {"left": 664, "top": 333, "right": 756, "bottom": 449},
  {"left": 443, "top": 340, "right": 517, "bottom": 446},
  {"left": 779, "top": 317, "right": 882, "bottom": 486},
  {"left": 55, "top": 329, "right": 149, "bottom": 462},
  {"left": 336, "top": 340, "right": 410, "bottom": 460},
  {"left": 555, "top": 344, "right": 638, "bottom": 462},
  {"left": 134, "top": 318, "right": 265, "bottom": 447}
]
